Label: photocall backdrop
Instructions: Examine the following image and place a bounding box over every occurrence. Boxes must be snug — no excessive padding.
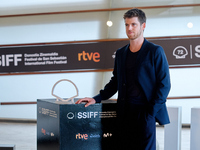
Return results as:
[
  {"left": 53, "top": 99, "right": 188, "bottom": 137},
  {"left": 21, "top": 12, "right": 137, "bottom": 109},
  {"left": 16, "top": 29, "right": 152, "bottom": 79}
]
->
[{"left": 0, "top": 37, "right": 200, "bottom": 73}]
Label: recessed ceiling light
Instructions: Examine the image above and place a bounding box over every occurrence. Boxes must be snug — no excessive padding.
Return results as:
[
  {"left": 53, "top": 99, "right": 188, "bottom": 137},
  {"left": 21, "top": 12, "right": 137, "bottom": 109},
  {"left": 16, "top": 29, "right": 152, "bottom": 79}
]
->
[
  {"left": 187, "top": 22, "right": 193, "bottom": 28},
  {"left": 107, "top": 21, "right": 113, "bottom": 27}
]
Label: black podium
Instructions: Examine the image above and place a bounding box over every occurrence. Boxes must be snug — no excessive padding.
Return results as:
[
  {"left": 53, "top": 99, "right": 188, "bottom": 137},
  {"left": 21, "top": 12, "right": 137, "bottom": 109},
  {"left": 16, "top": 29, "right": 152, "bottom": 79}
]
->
[{"left": 37, "top": 99, "right": 117, "bottom": 150}]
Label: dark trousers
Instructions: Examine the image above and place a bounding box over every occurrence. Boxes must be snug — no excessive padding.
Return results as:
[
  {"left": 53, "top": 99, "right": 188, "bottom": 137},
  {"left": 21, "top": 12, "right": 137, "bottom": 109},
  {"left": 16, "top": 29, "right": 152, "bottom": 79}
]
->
[{"left": 117, "top": 103, "right": 156, "bottom": 150}]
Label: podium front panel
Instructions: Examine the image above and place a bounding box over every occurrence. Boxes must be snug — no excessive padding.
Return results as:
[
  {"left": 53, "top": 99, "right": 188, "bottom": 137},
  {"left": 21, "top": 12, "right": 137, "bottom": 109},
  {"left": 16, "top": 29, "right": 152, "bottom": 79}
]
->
[{"left": 37, "top": 99, "right": 117, "bottom": 150}]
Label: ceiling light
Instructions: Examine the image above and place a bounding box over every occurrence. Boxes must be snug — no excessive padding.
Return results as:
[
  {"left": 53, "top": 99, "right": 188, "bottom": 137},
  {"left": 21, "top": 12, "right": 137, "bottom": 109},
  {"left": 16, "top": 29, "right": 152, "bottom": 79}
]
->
[
  {"left": 187, "top": 22, "right": 193, "bottom": 28},
  {"left": 107, "top": 21, "right": 113, "bottom": 27}
]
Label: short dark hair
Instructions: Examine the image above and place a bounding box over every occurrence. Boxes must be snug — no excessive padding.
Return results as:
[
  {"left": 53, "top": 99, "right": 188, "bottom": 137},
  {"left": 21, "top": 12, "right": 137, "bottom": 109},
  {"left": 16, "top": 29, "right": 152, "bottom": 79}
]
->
[{"left": 123, "top": 8, "right": 146, "bottom": 25}]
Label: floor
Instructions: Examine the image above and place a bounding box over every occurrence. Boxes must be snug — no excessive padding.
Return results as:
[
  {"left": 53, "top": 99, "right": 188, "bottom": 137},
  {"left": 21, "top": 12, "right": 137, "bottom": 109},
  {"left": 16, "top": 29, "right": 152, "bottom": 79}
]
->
[
  {"left": 0, "top": 122, "right": 190, "bottom": 150},
  {"left": 0, "top": 122, "right": 36, "bottom": 150}
]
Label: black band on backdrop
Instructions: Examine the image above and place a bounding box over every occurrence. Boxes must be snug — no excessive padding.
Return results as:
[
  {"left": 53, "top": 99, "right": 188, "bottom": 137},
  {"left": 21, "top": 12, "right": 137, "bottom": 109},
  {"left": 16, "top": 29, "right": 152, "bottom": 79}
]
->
[{"left": 0, "top": 37, "right": 200, "bottom": 73}]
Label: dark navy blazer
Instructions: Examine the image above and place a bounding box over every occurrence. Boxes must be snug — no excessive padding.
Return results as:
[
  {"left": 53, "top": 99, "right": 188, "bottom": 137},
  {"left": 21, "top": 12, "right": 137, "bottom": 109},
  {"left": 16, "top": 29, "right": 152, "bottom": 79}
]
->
[{"left": 94, "top": 38, "right": 171, "bottom": 125}]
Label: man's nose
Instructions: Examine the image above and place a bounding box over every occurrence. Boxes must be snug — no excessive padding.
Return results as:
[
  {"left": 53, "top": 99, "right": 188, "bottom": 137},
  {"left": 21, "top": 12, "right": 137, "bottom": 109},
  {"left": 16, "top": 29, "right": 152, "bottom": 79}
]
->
[{"left": 128, "top": 25, "right": 132, "bottom": 30}]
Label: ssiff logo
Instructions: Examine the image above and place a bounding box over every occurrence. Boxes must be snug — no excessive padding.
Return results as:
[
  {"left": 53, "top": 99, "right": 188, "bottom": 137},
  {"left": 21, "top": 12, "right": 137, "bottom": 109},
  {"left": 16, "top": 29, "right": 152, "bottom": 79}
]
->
[
  {"left": 173, "top": 46, "right": 188, "bottom": 59},
  {"left": 67, "top": 112, "right": 74, "bottom": 119},
  {"left": 67, "top": 111, "right": 99, "bottom": 119},
  {"left": 0, "top": 54, "right": 22, "bottom": 66},
  {"left": 173, "top": 45, "right": 200, "bottom": 59}
]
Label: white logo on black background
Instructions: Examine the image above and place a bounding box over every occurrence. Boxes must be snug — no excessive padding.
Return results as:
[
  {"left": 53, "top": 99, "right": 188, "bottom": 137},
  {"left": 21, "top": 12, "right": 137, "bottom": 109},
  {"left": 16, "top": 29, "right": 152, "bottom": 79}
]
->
[
  {"left": 112, "top": 52, "right": 116, "bottom": 59},
  {"left": 67, "top": 112, "right": 98, "bottom": 119},
  {"left": 195, "top": 45, "right": 200, "bottom": 58},
  {"left": 173, "top": 46, "right": 188, "bottom": 59},
  {"left": 0, "top": 54, "right": 22, "bottom": 66},
  {"left": 67, "top": 111, "right": 116, "bottom": 120},
  {"left": 67, "top": 112, "right": 75, "bottom": 119},
  {"left": 103, "top": 133, "right": 112, "bottom": 138},
  {"left": 173, "top": 45, "right": 200, "bottom": 60}
]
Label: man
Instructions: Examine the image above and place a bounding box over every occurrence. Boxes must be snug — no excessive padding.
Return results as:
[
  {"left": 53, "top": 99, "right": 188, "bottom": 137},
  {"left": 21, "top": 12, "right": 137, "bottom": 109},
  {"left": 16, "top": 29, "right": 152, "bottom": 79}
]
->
[{"left": 76, "top": 8, "right": 171, "bottom": 150}]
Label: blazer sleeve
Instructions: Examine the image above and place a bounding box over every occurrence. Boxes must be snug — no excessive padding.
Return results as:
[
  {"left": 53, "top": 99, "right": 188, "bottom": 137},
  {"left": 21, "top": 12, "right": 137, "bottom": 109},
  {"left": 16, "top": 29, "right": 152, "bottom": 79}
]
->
[
  {"left": 93, "top": 51, "right": 119, "bottom": 103},
  {"left": 148, "top": 46, "right": 171, "bottom": 117}
]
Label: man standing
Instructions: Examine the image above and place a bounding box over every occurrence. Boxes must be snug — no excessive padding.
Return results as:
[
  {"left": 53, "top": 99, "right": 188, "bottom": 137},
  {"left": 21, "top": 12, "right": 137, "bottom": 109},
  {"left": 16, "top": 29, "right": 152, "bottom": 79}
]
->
[{"left": 76, "top": 8, "right": 171, "bottom": 150}]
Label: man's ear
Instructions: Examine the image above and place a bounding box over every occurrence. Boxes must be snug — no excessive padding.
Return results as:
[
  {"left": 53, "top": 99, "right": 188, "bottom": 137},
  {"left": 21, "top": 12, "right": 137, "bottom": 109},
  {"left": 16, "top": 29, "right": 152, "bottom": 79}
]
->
[{"left": 142, "top": 22, "right": 146, "bottom": 31}]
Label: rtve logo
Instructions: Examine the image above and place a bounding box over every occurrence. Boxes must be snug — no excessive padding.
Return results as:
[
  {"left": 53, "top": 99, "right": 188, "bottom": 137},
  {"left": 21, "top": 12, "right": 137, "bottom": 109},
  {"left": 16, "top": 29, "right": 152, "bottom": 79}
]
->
[
  {"left": 78, "top": 51, "right": 100, "bottom": 62},
  {"left": 76, "top": 133, "right": 88, "bottom": 140},
  {"left": 0, "top": 54, "right": 22, "bottom": 67}
]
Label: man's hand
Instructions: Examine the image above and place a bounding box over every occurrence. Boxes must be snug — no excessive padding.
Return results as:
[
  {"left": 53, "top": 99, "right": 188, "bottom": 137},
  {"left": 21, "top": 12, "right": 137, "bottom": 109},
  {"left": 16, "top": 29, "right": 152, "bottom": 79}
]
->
[{"left": 75, "top": 97, "right": 96, "bottom": 107}]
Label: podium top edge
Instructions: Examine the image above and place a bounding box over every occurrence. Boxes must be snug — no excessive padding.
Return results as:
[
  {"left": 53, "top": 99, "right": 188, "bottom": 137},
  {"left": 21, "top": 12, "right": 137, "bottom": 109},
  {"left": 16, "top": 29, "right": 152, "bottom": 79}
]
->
[{"left": 37, "top": 98, "right": 117, "bottom": 104}]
